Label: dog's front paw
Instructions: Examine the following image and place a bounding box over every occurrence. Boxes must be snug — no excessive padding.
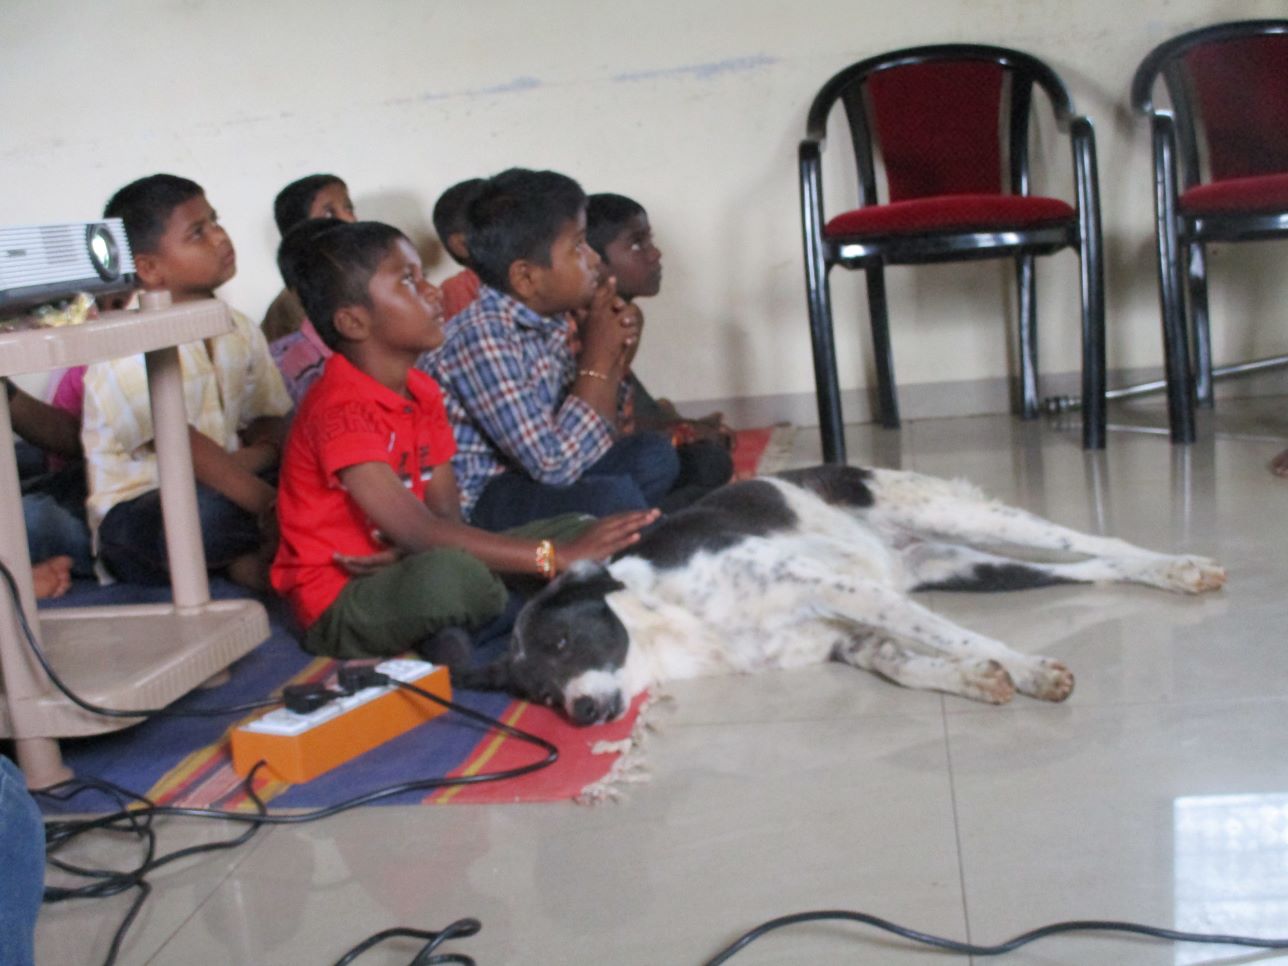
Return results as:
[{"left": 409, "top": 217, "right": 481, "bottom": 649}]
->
[
  {"left": 960, "top": 660, "right": 1015, "bottom": 705},
  {"left": 1159, "top": 555, "right": 1227, "bottom": 594},
  {"left": 1013, "top": 658, "right": 1074, "bottom": 702}
]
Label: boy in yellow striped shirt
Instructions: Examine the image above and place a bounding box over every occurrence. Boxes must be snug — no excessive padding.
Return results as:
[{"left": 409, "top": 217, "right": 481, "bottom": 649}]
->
[{"left": 83, "top": 174, "right": 292, "bottom": 590}]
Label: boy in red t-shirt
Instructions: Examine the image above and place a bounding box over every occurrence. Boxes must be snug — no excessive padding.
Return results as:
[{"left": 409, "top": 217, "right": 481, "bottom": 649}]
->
[{"left": 270, "top": 221, "right": 656, "bottom": 660}]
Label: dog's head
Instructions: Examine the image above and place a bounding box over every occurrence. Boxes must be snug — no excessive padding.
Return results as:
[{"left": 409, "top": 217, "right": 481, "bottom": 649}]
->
[{"left": 454, "top": 561, "right": 632, "bottom": 725}]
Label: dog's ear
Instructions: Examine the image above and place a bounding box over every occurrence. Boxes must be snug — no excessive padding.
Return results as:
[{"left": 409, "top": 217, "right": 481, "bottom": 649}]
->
[
  {"left": 450, "top": 657, "right": 513, "bottom": 692},
  {"left": 556, "top": 560, "right": 626, "bottom": 599}
]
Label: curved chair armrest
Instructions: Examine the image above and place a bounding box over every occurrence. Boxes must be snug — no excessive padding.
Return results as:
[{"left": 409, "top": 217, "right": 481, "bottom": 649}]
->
[
  {"left": 1131, "top": 19, "right": 1288, "bottom": 114},
  {"left": 1069, "top": 115, "right": 1100, "bottom": 203},
  {"left": 798, "top": 138, "right": 823, "bottom": 170},
  {"left": 799, "top": 130, "right": 825, "bottom": 155},
  {"left": 1023, "top": 66, "right": 1077, "bottom": 134},
  {"left": 798, "top": 140, "right": 826, "bottom": 234},
  {"left": 1130, "top": 53, "right": 1167, "bottom": 115},
  {"left": 805, "top": 44, "right": 1077, "bottom": 140},
  {"left": 1147, "top": 110, "right": 1180, "bottom": 193}
]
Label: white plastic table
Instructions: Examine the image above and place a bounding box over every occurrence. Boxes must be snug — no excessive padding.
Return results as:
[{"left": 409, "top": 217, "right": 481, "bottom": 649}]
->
[{"left": 0, "top": 292, "right": 269, "bottom": 788}]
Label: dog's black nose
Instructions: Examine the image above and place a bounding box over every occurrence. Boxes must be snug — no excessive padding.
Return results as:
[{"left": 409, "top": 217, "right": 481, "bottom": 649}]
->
[{"left": 571, "top": 696, "right": 600, "bottom": 725}]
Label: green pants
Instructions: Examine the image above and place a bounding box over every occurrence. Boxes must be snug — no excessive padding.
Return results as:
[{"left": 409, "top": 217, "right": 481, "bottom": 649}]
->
[{"left": 303, "top": 514, "right": 592, "bottom": 659}]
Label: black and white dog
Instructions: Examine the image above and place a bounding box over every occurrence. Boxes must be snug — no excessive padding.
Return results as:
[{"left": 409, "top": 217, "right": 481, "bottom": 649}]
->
[{"left": 457, "top": 466, "right": 1225, "bottom": 725}]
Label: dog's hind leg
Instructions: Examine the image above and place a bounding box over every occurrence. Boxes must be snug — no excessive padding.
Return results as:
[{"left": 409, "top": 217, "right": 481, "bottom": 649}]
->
[
  {"left": 901, "top": 542, "right": 1163, "bottom": 592},
  {"left": 793, "top": 563, "right": 1074, "bottom": 702},
  {"left": 832, "top": 634, "right": 1016, "bottom": 704},
  {"left": 865, "top": 469, "right": 1225, "bottom": 594}
]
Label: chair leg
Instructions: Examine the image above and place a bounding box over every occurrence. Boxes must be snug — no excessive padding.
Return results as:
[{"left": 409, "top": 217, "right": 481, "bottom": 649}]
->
[
  {"left": 1186, "top": 241, "right": 1213, "bottom": 408},
  {"left": 1015, "top": 254, "right": 1039, "bottom": 419},
  {"left": 1157, "top": 220, "right": 1195, "bottom": 443},
  {"left": 805, "top": 255, "right": 847, "bottom": 465},
  {"left": 1078, "top": 219, "right": 1107, "bottom": 451},
  {"left": 1149, "top": 118, "right": 1195, "bottom": 444},
  {"left": 865, "top": 264, "right": 900, "bottom": 430},
  {"left": 1071, "top": 115, "right": 1106, "bottom": 450}
]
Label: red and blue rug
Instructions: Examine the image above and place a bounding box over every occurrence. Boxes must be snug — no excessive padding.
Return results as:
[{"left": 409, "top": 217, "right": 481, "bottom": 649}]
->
[{"left": 36, "top": 425, "right": 791, "bottom": 812}]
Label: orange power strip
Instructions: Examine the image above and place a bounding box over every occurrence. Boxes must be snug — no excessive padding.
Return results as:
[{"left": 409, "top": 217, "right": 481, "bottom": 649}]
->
[{"left": 230, "top": 659, "right": 451, "bottom": 784}]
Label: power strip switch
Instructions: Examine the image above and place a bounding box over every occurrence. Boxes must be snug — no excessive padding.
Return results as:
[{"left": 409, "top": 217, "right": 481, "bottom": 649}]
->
[{"left": 230, "top": 658, "right": 451, "bottom": 784}]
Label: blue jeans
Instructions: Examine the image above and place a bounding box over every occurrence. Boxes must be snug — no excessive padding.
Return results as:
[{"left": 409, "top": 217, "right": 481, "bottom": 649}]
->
[
  {"left": 98, "top": 483, "right": 263, "bottom": 585},
  {"left": 470, "top": 432, "right": 680, "bottom": 531},
  {"left": 0, "top": 756, "right": 44, "bottom": 966},
  {"left": 23, "top": 493, "right": 93, "bottom": 578},
  {"left": 17, "top": 446, "right": 93, "bottom": 578}
]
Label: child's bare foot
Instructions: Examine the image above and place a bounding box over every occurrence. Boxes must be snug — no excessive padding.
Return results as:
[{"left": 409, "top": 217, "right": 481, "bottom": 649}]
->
[
  {"left": 1273, "top": 448, "right": 1288, "bottom": 478},
  {"left": 32, "top": 556, "right": 73, "bottom": 599}
]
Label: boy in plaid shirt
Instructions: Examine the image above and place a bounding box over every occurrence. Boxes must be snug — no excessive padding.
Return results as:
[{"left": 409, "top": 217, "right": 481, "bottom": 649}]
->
[{"left": 421, "top": 168, "right": 681, "bottom": 530}]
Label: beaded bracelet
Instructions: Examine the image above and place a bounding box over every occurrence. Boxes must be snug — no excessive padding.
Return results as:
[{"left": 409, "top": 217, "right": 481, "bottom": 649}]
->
[
  {"left": 535, "top": 539, "right": 557, "bottom": 579},
  {"left": 577, "top": 368, "right": 612, "bottom": 384}
]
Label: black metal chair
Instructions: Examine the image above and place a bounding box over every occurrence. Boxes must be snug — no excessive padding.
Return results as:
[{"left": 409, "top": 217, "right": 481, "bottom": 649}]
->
[
  {"left": 1131, "top": 20, "right": 1288, "bottom": 444},
  {"left": 799, "top": 44, "right": 1105, "bottom": 464}
]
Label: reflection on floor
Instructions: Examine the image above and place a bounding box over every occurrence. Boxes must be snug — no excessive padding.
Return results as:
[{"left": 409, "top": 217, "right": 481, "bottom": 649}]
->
[{"left": 33, "top": 397, "right": 1288, "bottom": 965}]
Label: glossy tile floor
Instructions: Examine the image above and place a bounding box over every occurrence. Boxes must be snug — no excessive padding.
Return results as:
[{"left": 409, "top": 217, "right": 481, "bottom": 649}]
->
[{"left": 33, "top": 398, "right": 1288, "bottom": 965}]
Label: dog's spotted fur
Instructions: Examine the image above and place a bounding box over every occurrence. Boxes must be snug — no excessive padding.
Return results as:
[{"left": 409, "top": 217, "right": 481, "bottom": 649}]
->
[{"left": 457, "top": 466, "right": 1225, "bottom": 724}]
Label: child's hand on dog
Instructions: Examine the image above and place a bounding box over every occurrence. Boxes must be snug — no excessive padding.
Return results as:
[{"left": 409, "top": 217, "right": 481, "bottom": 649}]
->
[{"left": 555, "top": 508, "right": 660, "bottom": 572}]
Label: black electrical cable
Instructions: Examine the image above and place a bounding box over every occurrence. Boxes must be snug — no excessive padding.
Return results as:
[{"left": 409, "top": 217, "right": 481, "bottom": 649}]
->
[
  {"left": 703, "top": 909, "right": 1288, "bottom": 964},
  {"left": 0, "top": 559, "right": 279, "bottom": 718},
  {"left": 331, "top": 918, "right": 481, "bottom": 966},
  {"left": 42, "top": 674, "right": 561, "bottom": 828},
  {"left": 31, "top": 669, "right": 559, "bottom": 964},
  {"left": 38, "top": 768, "right": 269, "bottom": 966},
  {"left": 18, "top": 563, "right": 1288, "bottom": 965}
]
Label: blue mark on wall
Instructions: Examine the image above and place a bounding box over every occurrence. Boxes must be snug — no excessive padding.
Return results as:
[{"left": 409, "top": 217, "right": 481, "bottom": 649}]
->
[
  {"left": 612, "top": 54, "right": 778, "bottom": 83},
  {"left": 410, "top": 76, "right": 543, "bottom": 104},
  {"left": 473, "top": 76, "right": 543, "bottom": 96},
  {"left": 393, "top": 55, "right": 776, "bottom": 109}
]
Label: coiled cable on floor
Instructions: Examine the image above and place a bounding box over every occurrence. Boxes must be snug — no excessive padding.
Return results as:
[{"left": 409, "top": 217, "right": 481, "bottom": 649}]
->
[{"left": 331, "top": 918, "right": 481, "bottom": 966}]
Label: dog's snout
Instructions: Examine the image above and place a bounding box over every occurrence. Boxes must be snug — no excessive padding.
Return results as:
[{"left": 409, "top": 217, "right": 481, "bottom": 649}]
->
[
  {"left": 607, "top": 692, "right": 625, "bottom": 720},
  {"left": 571, "top": 696, "right": 600, "bottom": 726},
  {"left": 569, "top": 692, "right": 626, "bottom": 725}
]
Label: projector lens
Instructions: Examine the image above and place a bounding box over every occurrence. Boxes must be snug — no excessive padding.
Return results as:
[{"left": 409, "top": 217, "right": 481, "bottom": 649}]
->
[{"left": 87, "top": 223, "right": 120, "bottom": 281}]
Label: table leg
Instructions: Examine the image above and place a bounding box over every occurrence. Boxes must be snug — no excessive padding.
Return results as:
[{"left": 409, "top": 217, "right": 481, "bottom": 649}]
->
[
  {"left": 146, "top": 345, "right": 210, "bottom": 610},
  {"left": 0, "top": 391, "right": 73, "bottom": 788}
]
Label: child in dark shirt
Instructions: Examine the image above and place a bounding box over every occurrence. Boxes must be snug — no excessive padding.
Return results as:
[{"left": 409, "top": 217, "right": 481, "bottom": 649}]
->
[
  {"left": 431, "top": 177, "right": 485, "bottom": 320},
  {"left": 586, "top": 192, "right": 734, "bottom": 509},
  {"left": 262, "top": 174, "right": 357, "bottom": 341},
  {"left": 271, "top": 220, "right": 655, "bottom": 659}
]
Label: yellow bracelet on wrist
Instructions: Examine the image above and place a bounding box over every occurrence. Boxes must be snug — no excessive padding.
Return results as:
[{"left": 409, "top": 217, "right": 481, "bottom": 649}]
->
[{"left": 535, "top": 539, "right": 557, "bottom": 579}]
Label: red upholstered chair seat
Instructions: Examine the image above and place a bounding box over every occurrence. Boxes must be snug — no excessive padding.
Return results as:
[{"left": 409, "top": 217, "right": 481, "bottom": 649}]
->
[
  {"left": 824, "top": 194, "right": 1075, "bottom": 238},
  {"left": 1179, "top": 172, "right": 1288, "bottom": 216}
]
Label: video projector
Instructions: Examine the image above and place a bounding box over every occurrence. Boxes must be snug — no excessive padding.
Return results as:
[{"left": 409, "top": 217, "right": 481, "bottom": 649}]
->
[{"left": 0, "top": 219, "right": 136, "bottom": 313}]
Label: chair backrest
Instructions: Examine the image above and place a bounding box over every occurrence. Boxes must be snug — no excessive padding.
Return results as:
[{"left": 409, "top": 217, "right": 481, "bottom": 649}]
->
[
  {"left": 805, "top": 45, "right": 1076, "bottom": 207},
  {"left": 867, "top": 61, "right": 1005, "bottom": 200},
  {"left": 1132, "top": 20, "right": 1288, "bottom": 186}
]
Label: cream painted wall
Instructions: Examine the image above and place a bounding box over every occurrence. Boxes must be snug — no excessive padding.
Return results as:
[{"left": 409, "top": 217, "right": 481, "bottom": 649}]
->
[{"left": 3, "top": 0, "right": 1286, "bottom": 424}]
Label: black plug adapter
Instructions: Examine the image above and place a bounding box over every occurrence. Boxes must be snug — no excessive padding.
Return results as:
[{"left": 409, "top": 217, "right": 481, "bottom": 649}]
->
[
  {"left": 336, "top": 665, "right": 390, "bottom": 694},
  {"left": 282, "top": 683, "right": 339, "bottom": 714}
]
